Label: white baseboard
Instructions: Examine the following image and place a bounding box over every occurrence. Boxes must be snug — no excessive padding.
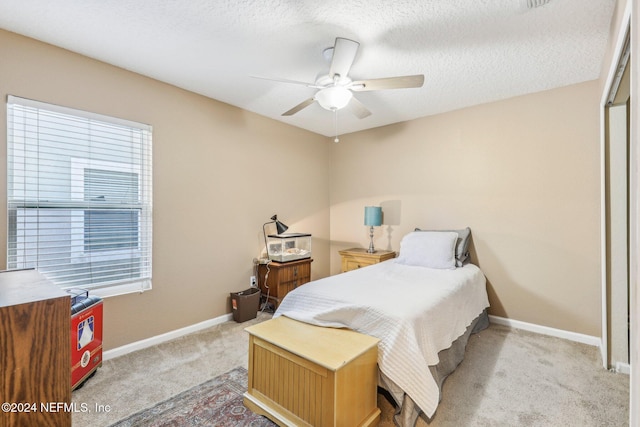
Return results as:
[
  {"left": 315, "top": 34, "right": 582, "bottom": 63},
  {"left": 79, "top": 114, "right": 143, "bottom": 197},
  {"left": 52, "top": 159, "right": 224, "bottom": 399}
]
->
[
  {"left": 488, "top": 315, "right": 601, "bottom": 348},
  {"left": 103, "top": 313, "right": 233, "bottom": 361},
  {"left": 615, "top": 362, "right": 631, "bottom": 375},
  {"left": 104, "top": 313, "right": 603, "bottom": 363}
]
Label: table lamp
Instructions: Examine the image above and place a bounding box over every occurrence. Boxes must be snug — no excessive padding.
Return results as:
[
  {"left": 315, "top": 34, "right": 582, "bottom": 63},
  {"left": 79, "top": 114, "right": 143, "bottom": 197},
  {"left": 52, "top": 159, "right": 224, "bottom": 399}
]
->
[{"left": 364, "top": 206, "right": 382, "bottom": 253}]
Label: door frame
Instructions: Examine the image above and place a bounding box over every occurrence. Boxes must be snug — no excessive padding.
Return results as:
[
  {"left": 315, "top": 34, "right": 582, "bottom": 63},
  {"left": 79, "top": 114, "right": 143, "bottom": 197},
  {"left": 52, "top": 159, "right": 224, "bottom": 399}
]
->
[
  {"left": 600, "top": 1, "right": 637, "bottom": 425},
  {"left": 629, "top": 1, "right": 639, "bottom": 424},
  {"left": 600, "top": 2, "right": 631, "bottom": 371}
]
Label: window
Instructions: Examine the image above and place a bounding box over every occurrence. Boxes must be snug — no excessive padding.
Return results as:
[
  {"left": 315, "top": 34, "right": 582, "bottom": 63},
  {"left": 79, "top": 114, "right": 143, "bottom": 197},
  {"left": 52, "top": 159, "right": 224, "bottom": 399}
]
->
[
  {"left": 7, "top": 96, "right": 152, "bottom": 297},
  {"left": 84, "top": 168, "right": 140, "bottom": 252}
]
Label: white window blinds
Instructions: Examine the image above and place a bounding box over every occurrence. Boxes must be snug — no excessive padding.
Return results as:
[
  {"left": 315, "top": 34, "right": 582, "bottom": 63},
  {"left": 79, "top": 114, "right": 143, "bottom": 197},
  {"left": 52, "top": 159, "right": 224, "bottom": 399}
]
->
[{"left": 7, "top": 96, "right": 153, "bottom": 297}]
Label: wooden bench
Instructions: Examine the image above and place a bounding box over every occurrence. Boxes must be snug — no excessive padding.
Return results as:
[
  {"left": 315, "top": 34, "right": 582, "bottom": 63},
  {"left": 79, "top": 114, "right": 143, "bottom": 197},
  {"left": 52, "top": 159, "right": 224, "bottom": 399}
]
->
[{"left": 244, "top": 316, "right": 380, "bottom": 426}]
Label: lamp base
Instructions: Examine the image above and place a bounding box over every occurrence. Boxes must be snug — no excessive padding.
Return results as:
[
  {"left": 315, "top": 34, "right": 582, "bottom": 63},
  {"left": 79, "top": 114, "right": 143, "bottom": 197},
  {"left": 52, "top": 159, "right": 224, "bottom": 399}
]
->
[{"left": 367, "top": 226, "right": 376, "bottom": 253}]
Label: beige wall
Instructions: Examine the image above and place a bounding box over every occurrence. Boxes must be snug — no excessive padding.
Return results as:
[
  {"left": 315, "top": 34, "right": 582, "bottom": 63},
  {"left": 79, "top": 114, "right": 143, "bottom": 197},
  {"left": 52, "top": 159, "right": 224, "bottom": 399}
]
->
[
  {"left": 0, "top": 24, "right": 609, "bottom": 346},
  {"left": 0, "top": 30, "right": 331, "bottom": 350},
  {"left": 330, "top": 81, "right": 602, "bottom": 337}
]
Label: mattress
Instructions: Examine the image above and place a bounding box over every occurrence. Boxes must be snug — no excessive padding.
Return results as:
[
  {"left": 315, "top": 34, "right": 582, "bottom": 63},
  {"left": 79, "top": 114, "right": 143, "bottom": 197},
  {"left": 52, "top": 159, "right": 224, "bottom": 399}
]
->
[{"left": 273, "top": 259, "right": 490, "bottom": 420}]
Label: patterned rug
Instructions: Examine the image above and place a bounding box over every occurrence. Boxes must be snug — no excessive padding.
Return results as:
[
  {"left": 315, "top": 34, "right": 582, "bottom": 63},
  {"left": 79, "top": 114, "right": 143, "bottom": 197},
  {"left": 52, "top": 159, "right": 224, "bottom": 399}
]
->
[{"left": 109, "top": 367, "right": 276, "bottom": 426}]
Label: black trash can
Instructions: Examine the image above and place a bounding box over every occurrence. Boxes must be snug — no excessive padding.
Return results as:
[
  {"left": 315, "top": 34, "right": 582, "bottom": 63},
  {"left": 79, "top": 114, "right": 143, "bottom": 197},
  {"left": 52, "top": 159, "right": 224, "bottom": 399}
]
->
[{"left": 230, "top": 287, "right": 261, "bottom": 322}]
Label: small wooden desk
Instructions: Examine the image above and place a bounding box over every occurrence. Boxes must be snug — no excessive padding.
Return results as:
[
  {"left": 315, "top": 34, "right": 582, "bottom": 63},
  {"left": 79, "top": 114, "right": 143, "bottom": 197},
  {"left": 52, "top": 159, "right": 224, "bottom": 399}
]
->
[{"left": 244, "top": 316, "right": 380, "bottom": 427}]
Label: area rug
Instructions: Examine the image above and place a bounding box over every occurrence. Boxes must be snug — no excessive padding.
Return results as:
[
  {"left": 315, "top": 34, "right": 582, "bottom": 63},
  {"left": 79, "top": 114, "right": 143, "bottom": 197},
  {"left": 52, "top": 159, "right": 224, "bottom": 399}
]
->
[{"left": 109, "top": 367, "right": 276, "bottom": 426}]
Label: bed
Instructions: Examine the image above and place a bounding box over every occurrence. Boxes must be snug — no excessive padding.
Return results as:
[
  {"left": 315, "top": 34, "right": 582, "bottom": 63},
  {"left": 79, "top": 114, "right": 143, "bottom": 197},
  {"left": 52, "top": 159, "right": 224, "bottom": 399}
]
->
[{"left": 273, "top": 229, "right": 490, "bottom": 426}]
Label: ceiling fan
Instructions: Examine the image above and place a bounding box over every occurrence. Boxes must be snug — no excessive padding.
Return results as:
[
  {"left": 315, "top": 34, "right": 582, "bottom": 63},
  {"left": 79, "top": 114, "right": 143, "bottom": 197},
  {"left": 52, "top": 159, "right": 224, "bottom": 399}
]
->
[{"left": 258, "top": 37, "right": 425, "bottom": 119}]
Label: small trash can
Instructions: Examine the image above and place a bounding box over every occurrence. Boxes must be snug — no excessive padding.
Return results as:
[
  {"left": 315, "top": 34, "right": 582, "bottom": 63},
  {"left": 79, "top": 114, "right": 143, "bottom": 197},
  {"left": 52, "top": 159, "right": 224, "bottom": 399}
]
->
[{"left": 230, "top": 287, "right": 261, "bottom": 322}]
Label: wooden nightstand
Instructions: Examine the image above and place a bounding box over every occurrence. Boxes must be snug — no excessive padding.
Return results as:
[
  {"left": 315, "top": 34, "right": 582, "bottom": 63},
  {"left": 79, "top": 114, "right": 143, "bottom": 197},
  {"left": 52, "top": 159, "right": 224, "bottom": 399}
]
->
[
  {"left": 257, "top": 258, "right": 312, "bottom": 309},
  {"left": 338, "top": 248, "right": 396, "bottom": 272}
]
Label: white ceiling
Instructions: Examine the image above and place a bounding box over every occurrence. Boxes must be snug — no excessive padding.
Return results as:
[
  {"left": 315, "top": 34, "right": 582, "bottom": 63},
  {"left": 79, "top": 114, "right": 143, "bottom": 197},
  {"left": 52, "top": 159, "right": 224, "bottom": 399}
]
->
[{"left": 0, "top": 0, "right": 616, "bottom": 138}]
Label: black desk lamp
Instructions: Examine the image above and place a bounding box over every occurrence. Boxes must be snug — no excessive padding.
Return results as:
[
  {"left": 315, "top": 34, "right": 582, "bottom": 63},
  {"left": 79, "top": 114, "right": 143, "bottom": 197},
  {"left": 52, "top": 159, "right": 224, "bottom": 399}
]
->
[{"left": 263, "top": 214, "right": 289, "bottom": 259}]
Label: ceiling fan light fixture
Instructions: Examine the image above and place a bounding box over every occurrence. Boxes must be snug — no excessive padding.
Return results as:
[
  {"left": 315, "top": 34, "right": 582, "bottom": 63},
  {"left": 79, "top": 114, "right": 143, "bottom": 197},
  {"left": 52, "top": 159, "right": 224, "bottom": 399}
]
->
[{"left": 315, "top": 86, "right": 352, "bottom": 111}]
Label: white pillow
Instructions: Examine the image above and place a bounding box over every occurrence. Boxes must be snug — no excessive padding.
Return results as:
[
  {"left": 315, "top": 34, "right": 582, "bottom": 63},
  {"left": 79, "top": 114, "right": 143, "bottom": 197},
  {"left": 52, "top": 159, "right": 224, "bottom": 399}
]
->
[{"left": 395, "top": 231, "right": 458, "bottom": 269}]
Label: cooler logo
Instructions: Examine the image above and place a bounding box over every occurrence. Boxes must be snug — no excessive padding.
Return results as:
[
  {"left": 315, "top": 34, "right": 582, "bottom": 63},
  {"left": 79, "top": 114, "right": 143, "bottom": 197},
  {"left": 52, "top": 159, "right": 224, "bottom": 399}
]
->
[
  {"left": 77, "top": 316, "right": 95, "bottom": 350},
  {"left": 81, "top": 350, "right": 91, "bottom": 368}
]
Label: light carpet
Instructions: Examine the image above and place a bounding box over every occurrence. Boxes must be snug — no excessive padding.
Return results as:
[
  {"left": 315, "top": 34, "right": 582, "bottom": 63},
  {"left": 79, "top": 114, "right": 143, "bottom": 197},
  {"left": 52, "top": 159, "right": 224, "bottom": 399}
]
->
[{"left": 72, "top": 313, "right": 629, "bottom": 426}]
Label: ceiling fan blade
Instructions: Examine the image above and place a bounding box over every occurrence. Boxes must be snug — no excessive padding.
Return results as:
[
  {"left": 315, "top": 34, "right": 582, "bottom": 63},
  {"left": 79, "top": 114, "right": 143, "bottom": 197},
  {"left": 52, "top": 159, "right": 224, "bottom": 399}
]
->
[
  {"left": 347, "top": 96, "right": 372, "bottom": 119},
  {"left": 251, "top": 75, "right": 320, "bottom": 88},
  {"left": 282, "top": 98, "right": 316, "bottom": 116},
  {"left": 329, "top": 38, "right": 360, "bottom": 79},
  {"left": 351, "top": 74, "right": 425, "bottom": 91}
]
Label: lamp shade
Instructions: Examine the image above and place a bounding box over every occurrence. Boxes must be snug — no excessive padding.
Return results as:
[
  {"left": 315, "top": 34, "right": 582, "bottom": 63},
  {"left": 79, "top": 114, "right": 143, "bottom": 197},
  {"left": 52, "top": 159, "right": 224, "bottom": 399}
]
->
[
  {"left": 275, "top": 219, "right": 288, "bottom": 235},
  {"left": 364, "top": 206, "right": 382, "bottom": 227}
]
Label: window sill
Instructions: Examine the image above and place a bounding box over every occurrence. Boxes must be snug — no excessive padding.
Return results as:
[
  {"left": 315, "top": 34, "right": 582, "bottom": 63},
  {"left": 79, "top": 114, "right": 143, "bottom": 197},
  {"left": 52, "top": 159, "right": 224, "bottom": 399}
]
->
[{"left": 81, "top": 279, "right": 152, "bottom": 299}]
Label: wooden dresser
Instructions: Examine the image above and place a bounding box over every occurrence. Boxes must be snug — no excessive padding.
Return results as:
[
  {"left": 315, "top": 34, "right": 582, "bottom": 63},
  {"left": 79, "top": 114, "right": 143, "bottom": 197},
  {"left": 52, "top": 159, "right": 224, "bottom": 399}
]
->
[
  {"left": 244, "top": 316, "right": 380, "bottom": 427},
  {"left": 0, "top": 269, "right": 71, "bottom": 427},
  {"left": 257, "top": 258, "right": 312, "bottom": 309},
  {"left": 338, "top": 248, "right": 396, "bottom": 272}
]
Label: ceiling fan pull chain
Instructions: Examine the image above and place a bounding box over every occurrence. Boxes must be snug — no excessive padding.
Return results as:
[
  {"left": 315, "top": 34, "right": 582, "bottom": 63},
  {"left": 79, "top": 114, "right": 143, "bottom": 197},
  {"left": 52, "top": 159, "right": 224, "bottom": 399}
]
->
[{"left": 334, "top": 110, "right": 340, "bottom": 143}]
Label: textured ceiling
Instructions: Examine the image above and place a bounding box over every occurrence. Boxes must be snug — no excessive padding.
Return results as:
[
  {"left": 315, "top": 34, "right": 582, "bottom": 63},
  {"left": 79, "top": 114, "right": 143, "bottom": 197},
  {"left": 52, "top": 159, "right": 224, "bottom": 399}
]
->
[{"left": 0, "top": 0, "right": 616, "bottom": 138}]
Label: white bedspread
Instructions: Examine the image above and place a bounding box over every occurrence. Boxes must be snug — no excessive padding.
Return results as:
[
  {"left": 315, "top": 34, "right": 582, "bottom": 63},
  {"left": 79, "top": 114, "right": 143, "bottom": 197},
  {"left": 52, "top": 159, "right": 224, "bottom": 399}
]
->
[{"left": 273, "top": 260, "right": 490, "bottom": 418}]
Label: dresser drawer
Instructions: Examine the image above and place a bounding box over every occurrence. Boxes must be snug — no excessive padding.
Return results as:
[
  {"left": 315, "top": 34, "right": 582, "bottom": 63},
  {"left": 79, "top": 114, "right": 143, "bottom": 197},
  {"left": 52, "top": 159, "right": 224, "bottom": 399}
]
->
[
  {"left": 344, "top": 258, "right": 376, "bottom": 271},
  {"left": 277, "top": 261, "right": 310, "bottom": 282},
  {"left": 339, "top": 248, "right": 396, "bottom": 273}
]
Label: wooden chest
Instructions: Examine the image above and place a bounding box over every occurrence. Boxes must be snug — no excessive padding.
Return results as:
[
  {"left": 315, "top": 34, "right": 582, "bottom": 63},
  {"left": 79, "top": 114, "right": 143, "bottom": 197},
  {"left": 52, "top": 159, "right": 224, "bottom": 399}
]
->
[{"left": 244, "top": 316, "right": 380, "bottom": 427}]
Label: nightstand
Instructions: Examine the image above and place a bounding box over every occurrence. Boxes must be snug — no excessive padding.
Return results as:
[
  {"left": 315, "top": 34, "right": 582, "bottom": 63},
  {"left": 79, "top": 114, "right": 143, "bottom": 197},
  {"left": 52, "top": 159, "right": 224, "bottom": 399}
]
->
[
  {"left": 257, "top": 258, "right": 312, "bottom": 309},
  {"left": 338, "top": 248, "right": 396, "bottom": 272}
]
